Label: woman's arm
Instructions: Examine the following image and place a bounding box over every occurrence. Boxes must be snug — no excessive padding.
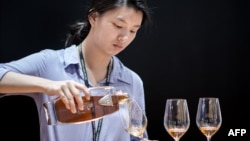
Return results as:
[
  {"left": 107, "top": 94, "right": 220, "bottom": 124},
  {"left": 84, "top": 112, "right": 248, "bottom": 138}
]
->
[
  {"left": 0, "top": 71, "right": 90, "bottom": 113},
  {"left": 0, "top": 71, "right": 53, "bottom": 93}
]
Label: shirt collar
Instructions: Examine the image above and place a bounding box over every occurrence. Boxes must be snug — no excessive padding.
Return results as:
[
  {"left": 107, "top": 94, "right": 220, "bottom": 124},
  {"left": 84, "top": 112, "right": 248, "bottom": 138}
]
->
[
  {"left": 63, "top": 45, "right": 132, "bottom": 85},
  {"left": 110, "top": 56, "right": 131, "bottom": 85},
  {"left": 63, "top": 45, "right": 80, "bottom": 68}
]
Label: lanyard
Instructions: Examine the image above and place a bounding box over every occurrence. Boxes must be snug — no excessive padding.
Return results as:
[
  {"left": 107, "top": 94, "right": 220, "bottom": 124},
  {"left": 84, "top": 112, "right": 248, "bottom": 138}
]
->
[{"left": 78, "top": 44, "right": 113, "bottom": 141}]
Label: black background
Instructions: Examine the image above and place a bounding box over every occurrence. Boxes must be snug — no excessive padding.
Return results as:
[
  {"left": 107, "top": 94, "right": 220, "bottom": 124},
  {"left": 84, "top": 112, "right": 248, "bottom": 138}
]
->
[{"left": 0, "top": 0, "right": 249, "bottom": 140}]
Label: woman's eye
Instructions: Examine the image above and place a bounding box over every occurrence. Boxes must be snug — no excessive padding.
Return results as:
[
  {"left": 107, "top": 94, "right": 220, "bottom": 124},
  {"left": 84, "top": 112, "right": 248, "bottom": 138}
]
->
[
  {"left": 114, "top": 23, "right": 122, "bottom": 28},
  {"left": 130, "top": 30, "right": 136, "bottom": 33}
]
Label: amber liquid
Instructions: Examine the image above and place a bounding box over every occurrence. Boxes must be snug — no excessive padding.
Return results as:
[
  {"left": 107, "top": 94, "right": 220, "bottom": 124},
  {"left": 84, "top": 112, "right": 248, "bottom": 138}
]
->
[
  {"left": 126, "top": 126, "right": 146, "bottom": 137},
  {"left": 199, "top": 126, "right": 219, "bottom": 138},
  {"left": 167, "top": 128, "right": 187, "bottom": 140},
  {"left": 116, "top": 94, "right": 129, "bottom": 104},
  {"left": 54, "top": 95, "right": 128, "bottom": 123}
]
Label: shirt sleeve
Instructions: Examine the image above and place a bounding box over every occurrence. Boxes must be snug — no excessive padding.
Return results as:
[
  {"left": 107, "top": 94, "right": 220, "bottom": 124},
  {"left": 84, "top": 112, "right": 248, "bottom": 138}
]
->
[
  {"left": 0, "top": 49, "right": 54, "bottom": 80},
  {"left": 0, "top": 67, "right": 10, "bottom": 81}
]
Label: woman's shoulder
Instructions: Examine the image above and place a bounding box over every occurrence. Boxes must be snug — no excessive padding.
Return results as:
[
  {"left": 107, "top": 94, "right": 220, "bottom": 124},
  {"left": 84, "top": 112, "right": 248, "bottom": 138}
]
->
[
  {"left": 38, "top": 45, "right": 76, "bottom": 60},
  {"left": 39, "top": 46, "right": 74, "bottom": 55}
]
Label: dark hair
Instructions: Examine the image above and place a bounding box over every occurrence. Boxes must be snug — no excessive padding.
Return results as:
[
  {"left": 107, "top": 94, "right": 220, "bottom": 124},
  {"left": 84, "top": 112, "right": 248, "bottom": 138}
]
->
[{"left": 65, "top": 0, "right": 152, "bottom": 47}]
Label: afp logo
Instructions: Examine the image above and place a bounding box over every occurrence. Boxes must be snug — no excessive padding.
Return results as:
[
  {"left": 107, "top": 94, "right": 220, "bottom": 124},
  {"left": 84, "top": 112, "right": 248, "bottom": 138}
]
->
[{"left": 228, "top": 129, "right": 246, "bottom": 136}]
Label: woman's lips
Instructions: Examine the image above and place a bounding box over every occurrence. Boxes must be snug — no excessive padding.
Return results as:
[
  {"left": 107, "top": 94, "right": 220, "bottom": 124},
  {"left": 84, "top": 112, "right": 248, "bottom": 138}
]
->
[{"left": 113, "top": 44, "right": 123, "bottom": 49}]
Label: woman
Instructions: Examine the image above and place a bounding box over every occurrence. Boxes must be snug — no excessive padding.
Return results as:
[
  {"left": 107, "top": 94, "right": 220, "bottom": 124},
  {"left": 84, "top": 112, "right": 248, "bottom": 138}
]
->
[{"left": 0, "top": 0, "right": 152, "bottom": 140}]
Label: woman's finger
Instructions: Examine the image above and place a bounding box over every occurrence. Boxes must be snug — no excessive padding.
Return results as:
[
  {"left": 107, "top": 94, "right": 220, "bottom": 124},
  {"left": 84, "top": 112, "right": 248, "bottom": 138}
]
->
[
  {"left": 69, "top": 83, "right": 84, "bottom": 111},
  {"left": 59, "top": 91, "right": 70, "bottom": 110},
  {"left": 62, "top": 86, "right": 76, "bottom": 113}
]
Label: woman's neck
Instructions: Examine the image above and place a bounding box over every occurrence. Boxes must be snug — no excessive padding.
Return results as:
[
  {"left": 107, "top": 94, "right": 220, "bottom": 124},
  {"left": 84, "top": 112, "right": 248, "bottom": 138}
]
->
[
  {"left": 80, "top": 41, "right": 112, "bottom": 86},
  {"left": 82, "top": 42, "right": 111, "bottom": 69}
]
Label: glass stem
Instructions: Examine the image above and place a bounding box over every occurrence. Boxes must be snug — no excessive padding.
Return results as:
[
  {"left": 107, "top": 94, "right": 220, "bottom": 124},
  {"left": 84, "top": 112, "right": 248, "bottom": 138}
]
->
[{"left": 206, "top": 137, "right": 211, "bottom": 141}]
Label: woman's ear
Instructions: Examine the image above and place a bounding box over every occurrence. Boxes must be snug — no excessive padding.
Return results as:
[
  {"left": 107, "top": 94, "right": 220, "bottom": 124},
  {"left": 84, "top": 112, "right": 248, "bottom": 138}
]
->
[{"left": 88, "top": 12, "right": 99, "bottom": 26}]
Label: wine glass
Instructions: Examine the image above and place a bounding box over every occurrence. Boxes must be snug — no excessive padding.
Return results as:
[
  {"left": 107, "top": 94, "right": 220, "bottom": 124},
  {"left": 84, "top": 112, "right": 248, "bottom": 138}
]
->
[
  {"left": 196, "top": 97, "right": 222, "bottom": 141},
  {"left": 164, "top": 99, "right": 190, "bottom": 141},
  {"left": 119, "top": 98, "right": 158, "bottom": 141}
]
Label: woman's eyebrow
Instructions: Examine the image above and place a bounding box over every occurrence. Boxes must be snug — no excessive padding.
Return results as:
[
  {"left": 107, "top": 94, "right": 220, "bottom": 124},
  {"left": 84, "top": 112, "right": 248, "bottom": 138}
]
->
[{"left": 116, "top": 16, "right": 141, "bottom": 28}]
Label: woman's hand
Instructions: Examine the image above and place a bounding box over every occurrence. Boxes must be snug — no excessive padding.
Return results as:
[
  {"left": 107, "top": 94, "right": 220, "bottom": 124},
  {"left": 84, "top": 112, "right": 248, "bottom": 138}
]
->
[{"left": 44, "top": 80, "right": 90, "bottom": 113}]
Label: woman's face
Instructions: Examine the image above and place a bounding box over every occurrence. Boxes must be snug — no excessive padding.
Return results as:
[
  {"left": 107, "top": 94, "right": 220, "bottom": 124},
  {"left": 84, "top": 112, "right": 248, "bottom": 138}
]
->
[{"left": 88, "top": 6, "right": 143, "bottom": 56}]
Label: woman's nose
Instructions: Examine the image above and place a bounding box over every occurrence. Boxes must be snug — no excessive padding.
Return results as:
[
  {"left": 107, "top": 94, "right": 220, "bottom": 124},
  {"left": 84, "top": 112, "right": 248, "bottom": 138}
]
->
[
  {"left": 118, "top": 30, "right": 129, "bottom": 42},
  {"left": 118, "top": 35, "right": 128, "bottom": 42}
]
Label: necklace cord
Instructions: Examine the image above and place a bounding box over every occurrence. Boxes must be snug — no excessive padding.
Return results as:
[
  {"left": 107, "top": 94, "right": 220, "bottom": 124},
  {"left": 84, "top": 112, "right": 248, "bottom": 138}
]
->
[{"left": 77, "top": 44, "right": 113, "bottom": 141}]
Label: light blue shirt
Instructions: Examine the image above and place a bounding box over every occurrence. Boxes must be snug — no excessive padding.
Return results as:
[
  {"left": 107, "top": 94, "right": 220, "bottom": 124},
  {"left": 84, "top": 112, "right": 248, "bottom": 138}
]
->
[{"left": 0, "top": 45, "right": 146, "bottom": 141}]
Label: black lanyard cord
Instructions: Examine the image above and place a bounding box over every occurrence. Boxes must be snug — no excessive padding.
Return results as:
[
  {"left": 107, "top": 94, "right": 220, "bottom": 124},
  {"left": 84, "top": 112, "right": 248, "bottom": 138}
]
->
[
  {"left": 78, "top": 44, "right": 113, "bottom": 141},
  {"left": 91, "top": 119, "right": 103, "bottom": 141}
]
